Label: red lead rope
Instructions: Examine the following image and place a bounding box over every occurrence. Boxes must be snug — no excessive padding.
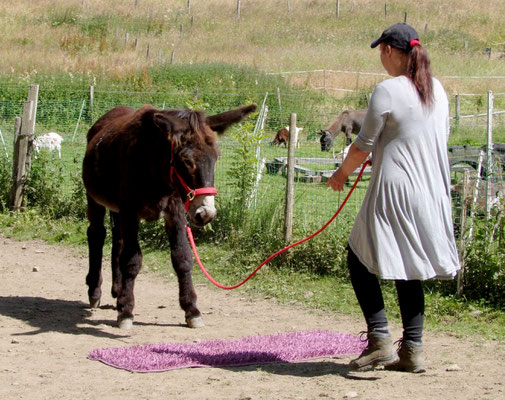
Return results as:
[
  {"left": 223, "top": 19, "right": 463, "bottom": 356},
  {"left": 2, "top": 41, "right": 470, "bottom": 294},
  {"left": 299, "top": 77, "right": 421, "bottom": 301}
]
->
[{"left": 187, "top": 160, "right": 372, "bottom": 290}]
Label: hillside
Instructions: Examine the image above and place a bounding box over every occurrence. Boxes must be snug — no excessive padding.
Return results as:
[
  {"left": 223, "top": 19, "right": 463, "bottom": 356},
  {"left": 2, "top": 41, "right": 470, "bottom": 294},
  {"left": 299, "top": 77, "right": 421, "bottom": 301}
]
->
[{"left": 2, "top": 0, "right": 505, "bottom": 94}]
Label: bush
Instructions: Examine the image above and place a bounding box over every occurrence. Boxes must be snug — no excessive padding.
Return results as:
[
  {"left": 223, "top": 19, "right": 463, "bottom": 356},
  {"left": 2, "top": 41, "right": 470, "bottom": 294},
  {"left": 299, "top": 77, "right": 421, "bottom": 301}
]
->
[
  {"left": 462, "top": 215, "right": 505, "bottom": 307},
  {"left": 0, "top": 152, "right": 11, "bottom": 211}
]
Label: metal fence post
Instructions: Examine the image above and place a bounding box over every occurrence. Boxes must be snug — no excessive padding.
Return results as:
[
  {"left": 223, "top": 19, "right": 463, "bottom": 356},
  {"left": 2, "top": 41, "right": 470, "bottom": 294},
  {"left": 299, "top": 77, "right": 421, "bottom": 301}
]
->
[
  {"left": 485, "top": 90, "right": 494, "bottom": 228},
  {"left": 457, "top": 169, "right": 470, "bottom": 296},
  {"left": 284, "top": 113, "right": 297, "bottom": 244}
]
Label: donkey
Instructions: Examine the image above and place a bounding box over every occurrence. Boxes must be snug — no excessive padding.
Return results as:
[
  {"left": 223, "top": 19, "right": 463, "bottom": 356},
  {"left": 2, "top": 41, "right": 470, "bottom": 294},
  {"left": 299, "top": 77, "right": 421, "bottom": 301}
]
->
[
  {"left": 82, "top": 104, "right": 257, "bottom": 330},
  {"left": 316, "top": 109, "right": 367, "bottom": 151}
]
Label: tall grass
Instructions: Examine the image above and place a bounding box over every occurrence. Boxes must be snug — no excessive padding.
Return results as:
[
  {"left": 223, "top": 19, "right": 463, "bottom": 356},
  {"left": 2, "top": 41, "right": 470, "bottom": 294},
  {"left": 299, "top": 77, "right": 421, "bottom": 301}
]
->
[{"left": 2, "top": 0, "right": 505, "bottom": 94}]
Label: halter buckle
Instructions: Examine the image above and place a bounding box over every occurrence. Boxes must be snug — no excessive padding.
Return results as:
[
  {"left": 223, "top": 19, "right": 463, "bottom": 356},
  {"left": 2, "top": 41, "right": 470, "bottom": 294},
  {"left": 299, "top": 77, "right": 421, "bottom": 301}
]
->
[{"left": 187, "top": 190, "right": 195, "bottom": 202}]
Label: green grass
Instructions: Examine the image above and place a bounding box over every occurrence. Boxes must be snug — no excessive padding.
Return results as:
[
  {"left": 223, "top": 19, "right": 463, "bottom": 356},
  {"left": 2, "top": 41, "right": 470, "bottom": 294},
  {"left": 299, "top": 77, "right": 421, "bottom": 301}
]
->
[
  {"left": 0, "top": 210, "right": 503, "bottom": 343},
  {"left": 3, "top": 0, "right": 505, "bottom": 96}
]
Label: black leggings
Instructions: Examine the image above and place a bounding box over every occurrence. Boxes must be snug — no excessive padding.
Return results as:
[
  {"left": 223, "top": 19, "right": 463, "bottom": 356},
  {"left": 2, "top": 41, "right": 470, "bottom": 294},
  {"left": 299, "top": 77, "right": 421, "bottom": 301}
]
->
[{"left": 347, "top": 246, "right": 425, "bottom": 342}]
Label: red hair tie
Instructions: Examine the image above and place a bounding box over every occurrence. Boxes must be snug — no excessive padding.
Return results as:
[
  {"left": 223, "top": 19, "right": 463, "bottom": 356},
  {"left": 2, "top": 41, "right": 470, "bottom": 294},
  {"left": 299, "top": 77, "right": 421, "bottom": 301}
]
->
[{"left": 410, "top": 39, "right": 421, "bottom": 48}]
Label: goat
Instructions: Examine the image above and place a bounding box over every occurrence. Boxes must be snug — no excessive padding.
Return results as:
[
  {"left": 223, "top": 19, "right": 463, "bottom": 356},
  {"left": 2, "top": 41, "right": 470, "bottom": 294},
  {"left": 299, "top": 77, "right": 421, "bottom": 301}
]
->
[
  {"left": 271, "top": 126, "right": 303, "bottom": 148},
  {"left": 33, "top": 132, "right": 63, "bottom": 158}
]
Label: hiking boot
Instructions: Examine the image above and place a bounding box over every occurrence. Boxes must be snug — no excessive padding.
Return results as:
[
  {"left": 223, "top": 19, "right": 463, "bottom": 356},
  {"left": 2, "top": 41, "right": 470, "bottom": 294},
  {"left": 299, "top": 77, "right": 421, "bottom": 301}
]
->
[
  {"left": 349, "top": 331, "right": 399, "bottom": 372},
  {"left": 385, "top": 339, "right": 426, "bottom": 373}
]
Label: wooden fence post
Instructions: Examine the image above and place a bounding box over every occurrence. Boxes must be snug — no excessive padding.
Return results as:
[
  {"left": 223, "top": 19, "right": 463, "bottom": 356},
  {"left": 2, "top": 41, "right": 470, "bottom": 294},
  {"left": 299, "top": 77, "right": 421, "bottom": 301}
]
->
[
  {"left": 10, "top": 84, "right": 39, "bottom": 211},
  {"left": 9, "top": 117, "right": 22, "bottom": 207},
  {"left": 455, "top": 94, "right": 460, "bottom": 129},
  {"left": 284, "top": 113, "right": 297, "bottom": 244},
  {"left": 10, "top": 103, "right": 33, "bottom": 210},
  {"left": 323, "top": 69, "right": 327, "bottom": 95},
  {"left": 23, "top": 84, "right": 39, "bottom": 184}
]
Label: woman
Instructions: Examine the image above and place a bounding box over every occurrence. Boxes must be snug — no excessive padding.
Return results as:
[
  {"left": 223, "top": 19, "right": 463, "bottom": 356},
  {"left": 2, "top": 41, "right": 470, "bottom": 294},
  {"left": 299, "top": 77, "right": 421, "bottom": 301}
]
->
[{"left": 327, "top": 23, "right": 460, "bottom": 373}]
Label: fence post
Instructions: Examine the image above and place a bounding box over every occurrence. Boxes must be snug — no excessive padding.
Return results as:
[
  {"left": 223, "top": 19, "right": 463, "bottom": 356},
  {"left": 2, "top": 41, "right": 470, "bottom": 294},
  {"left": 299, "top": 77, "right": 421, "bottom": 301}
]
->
[
  {"left": 323, "top": 69, "right": 327, "bottom": 95},
  {"left": 284, "top": 113, "right": 297, "bottom": 244},
  {"left": 10, "top": 103, "right": 33, "bottom": 210},
  {"left": 89, "top": 85, "right": 94, "bottom": 123},
  {"left": 485, "top": 90, "right": 494, "bottom": 227},
  {"left": 454, "top": 94, "right": 460, "bottom": 129},
  {"left": 9, "top": 117, "right": 22, "bottom": 208},
  {"left": 457, "top": 169, "right": 470, "bottom": 296},
  {"left": 23, "top": 85, "right": 39, "bottom": 184}
]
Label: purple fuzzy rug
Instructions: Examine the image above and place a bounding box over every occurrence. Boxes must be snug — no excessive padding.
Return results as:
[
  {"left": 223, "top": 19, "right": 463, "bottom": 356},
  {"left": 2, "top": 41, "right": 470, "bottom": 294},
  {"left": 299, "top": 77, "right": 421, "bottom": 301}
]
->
[{"left": 88, "top": 330, "right": 365, "bottom": 373}]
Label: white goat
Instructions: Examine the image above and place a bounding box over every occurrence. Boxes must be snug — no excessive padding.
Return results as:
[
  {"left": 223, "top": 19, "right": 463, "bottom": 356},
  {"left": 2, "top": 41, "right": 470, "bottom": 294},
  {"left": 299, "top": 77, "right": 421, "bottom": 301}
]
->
[
  {"left": 285, "top": 125, "right": 303, "bottom": 148},
  {"left": 33, "top": 132, "right": 63, "bottom": 159}
]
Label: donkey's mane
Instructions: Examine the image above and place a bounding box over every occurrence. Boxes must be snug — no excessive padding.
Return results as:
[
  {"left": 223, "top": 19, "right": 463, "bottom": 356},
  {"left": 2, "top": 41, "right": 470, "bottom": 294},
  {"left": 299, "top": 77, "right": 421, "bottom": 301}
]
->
[{"left": 166, "top": 108, "right": 216, "bottom": 146}]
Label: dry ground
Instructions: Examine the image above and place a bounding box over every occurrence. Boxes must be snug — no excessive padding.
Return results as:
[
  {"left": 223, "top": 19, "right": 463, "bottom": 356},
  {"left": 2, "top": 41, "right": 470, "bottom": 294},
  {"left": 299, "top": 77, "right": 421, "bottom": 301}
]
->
[{"left": 1, "top": 236, "right": 504, "bottom": 400}]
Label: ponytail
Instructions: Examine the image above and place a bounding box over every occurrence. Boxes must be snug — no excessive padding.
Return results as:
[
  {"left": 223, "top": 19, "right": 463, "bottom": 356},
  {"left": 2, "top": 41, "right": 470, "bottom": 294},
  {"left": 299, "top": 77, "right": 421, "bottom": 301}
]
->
[{"left": 407, "top": 45, "right": 434, "bottom": 108}]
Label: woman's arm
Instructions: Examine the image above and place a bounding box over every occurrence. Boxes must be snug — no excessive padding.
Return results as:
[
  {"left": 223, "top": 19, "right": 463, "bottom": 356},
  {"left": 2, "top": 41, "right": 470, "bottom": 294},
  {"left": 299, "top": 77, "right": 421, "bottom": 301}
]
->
[{"left": 326, "top": 144, "right": 370, "bottom": 192}]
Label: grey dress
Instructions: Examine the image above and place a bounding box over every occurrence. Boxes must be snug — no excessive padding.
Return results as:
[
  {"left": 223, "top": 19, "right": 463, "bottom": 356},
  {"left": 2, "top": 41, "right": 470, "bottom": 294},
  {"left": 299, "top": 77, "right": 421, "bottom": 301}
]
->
[{"left": 348, "top": 76, "right": 460, "bottom": 280}]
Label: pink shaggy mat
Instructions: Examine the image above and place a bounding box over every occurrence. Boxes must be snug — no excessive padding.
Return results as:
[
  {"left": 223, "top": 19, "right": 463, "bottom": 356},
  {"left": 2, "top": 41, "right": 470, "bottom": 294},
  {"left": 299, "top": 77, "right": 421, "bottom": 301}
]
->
[{"left": 88, "top": 330, "right": 365, "bottom": 372}]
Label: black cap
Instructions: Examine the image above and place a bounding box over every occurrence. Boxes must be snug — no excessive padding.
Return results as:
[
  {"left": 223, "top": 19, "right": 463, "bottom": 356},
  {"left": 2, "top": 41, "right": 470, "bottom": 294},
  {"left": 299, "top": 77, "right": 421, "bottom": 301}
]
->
[{"left": 370, "top": 23, "right": 420, "bottom": 51}]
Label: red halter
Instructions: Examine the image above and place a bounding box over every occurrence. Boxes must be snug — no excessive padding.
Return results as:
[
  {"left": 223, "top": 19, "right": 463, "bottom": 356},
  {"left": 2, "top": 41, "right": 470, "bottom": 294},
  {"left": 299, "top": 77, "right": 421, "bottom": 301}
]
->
[{"left": 169, "top": 141, "right": 218, "bottom": 212}]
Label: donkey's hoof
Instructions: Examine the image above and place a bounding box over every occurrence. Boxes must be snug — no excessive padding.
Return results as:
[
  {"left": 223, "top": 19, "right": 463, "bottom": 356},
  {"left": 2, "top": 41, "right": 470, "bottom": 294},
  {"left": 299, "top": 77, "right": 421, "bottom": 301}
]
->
[
  {"left": 118, "top": 317, "right": 133, "bottom": 330},
  {"left": 89, "top": 297, "right": 101, "bottom": 308},
  {"left": 186, "top": 315, "right": 205, "bottom": 329}
]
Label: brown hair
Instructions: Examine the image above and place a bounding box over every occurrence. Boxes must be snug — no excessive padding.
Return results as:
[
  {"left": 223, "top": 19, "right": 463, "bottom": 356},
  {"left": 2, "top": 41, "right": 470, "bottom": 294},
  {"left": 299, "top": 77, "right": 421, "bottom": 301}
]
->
[{"left": 407, "top": 44, "right": 434, "bottom": 108}]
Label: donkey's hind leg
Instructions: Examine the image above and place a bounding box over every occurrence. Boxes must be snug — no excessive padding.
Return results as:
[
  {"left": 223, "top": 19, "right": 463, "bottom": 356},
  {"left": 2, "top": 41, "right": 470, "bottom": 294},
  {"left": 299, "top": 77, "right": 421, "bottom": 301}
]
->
[
  {"left": 86, "top": 196, "right": 106, "bottom": 308},
  {"left": 110, "top": 211, "right": 122, "bottom": 299}
]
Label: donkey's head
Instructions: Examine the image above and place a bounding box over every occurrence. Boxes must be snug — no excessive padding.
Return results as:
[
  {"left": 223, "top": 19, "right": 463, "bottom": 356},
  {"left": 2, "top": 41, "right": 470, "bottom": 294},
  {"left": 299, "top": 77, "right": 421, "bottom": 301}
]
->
[
  {"left": 150, "top": 104, "right": 257, "bottom": 227},
  {"left": 317, "top": 130, "right": 333, "bottom": 152}
]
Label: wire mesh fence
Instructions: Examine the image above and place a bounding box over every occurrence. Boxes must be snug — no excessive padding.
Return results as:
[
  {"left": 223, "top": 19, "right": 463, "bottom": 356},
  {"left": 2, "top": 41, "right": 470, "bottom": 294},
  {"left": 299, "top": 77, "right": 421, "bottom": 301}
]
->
[{"left": 0, "top": 87, "right": 503, "bottom": 242}]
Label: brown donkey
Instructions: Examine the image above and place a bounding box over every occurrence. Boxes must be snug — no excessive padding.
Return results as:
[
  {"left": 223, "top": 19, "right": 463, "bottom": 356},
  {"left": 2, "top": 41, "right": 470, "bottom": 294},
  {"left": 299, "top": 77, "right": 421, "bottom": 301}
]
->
[
  {"left": 83, "top": 104, "right": 256, "bottom": 330},
  {"left": 317, "top": 109, "right": 366, "bottom": 151}
]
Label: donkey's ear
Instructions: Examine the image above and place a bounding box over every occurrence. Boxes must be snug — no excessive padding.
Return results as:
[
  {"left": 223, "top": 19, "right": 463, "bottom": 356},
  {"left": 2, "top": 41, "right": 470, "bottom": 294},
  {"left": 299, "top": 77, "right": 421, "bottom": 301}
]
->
[
  {"left": 206, "top": 104, "right": 257, "bottom": 134},
  {"left": 151, "top": 112, "right": 185, "bottom": 138}
]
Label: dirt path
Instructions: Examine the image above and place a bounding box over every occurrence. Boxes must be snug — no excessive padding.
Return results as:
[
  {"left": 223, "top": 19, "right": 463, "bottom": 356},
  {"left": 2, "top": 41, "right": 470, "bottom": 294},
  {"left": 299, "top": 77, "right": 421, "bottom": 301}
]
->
[{"left": 1, "top": 236, "right": 504, "bottom": 400}]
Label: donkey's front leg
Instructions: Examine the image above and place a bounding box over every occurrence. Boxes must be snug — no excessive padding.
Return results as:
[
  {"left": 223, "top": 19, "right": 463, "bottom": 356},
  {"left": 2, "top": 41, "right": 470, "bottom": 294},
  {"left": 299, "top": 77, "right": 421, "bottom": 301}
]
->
[
  {"left": 116, "top": 212, "right": 142, "bottom": 330},
  {"left": 165, "top": 211, "right": 203, "bottom": 329},
  {"left": 345, "top": 127, "right": 353, "bottom": 146}
]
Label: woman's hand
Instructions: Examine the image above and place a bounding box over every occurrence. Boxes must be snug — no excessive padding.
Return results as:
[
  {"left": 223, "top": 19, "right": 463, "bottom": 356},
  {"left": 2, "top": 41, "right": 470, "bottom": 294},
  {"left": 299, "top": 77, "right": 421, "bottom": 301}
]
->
[
  {"left": 326, "top": 144, "right": 370, "bottom": 192},
  {"left": 327, "top": 168, "right": 348, "bottom": 192}
]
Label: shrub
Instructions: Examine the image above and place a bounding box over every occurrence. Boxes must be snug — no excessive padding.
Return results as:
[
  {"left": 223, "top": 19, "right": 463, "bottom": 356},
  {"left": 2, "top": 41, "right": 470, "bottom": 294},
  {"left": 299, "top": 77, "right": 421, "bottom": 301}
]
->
[{"left": 0, "top": 153, "right": 11, "bottom": 211}]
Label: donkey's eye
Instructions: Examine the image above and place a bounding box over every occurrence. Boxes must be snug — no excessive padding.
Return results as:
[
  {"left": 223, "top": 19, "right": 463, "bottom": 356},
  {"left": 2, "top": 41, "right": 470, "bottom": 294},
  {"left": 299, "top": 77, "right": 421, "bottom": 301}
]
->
[{"left": 182, "top": 158, "right": 196, "bottom": 173}]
